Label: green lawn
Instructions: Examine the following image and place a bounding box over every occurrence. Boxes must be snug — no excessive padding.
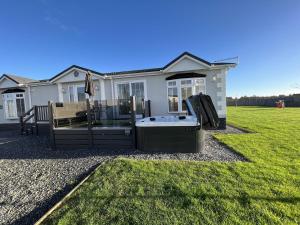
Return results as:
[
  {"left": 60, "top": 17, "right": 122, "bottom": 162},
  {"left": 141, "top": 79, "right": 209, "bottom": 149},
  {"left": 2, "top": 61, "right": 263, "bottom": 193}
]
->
[{"left": 43, "top": 107, "right": 300, "bottom": 225}]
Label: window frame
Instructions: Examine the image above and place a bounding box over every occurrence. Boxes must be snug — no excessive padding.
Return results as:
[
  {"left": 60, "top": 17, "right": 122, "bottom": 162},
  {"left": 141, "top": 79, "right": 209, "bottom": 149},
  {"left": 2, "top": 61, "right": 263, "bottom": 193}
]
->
[
  {"left": 2, "top": 92, "right": 26, "bottom": 119},
  {"left": 115, "top": 80, "right": 148, "bottom": 101},
  {"left": 114, "top": 80, "right": 147, "bottom": 118},
  {"left": 68, "top": 84, "right": 88, "bottom": 103},
  {"left": 167, "top": 78, "right": 206, "bottom": 113}
]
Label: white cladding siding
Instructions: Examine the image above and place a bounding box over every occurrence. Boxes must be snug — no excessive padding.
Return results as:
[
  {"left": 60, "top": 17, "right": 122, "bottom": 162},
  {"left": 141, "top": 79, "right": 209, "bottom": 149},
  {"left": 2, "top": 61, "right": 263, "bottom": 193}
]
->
[
  {"left": 30, "top": 84, "right": 59, "bottom": 106},
  {"left": 107, "top": 69, "right": 227, "bottom": 118},
  {"left": 205, "top": 69, "right": 227, "bottom": 119},
  {"left": 0, "top": 60, "right": 229, "bottom": 125}
]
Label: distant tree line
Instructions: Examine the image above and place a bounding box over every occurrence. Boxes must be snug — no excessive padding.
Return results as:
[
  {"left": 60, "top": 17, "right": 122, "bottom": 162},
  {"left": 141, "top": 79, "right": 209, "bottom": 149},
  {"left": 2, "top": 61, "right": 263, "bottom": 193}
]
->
[{"left": 227, "top": 94, "right": 300, "bottom": 107}]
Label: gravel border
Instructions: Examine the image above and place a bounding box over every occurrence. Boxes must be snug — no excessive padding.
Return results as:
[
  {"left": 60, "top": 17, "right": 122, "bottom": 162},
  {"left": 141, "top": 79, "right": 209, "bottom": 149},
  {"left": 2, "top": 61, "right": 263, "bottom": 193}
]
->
[{"left": 0, "top": 125, "right": 245, "bottom": 225}]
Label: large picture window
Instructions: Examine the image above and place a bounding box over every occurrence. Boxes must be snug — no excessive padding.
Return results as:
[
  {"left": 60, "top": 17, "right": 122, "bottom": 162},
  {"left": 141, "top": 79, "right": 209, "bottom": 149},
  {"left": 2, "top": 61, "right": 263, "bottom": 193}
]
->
[
  {"left": 2, "top": 92, "right": 25, "bottom": 119},
  {"left": 167, "top": 78, "right": 206, "bottom": 113}
]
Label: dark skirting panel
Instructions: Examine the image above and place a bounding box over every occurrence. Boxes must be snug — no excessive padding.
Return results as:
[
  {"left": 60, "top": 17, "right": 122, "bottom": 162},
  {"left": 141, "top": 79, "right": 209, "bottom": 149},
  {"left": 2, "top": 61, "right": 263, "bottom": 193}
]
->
[{"left": 137, "top": 126, "right": 203, "bottom": 153}]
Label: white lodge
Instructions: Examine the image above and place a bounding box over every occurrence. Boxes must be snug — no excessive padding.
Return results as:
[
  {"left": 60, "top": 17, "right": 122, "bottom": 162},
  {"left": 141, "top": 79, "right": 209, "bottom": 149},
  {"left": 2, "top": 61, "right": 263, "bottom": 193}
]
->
[{"left": 0, "top": 52, "right": 236, "bottom": 129}]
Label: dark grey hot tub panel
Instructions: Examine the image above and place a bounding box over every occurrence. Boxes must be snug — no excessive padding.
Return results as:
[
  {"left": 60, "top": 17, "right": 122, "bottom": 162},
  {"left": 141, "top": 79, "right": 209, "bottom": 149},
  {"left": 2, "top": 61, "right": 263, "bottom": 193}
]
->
[{"left": 137, "top": 126, "right": 203, "bottom": 153}]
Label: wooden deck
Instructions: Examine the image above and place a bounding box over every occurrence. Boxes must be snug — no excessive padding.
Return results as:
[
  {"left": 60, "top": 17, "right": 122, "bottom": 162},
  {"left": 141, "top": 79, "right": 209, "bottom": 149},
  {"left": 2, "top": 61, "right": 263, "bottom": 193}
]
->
[{"left": 53, "top": 126, "right": 133, "bottom": 150}]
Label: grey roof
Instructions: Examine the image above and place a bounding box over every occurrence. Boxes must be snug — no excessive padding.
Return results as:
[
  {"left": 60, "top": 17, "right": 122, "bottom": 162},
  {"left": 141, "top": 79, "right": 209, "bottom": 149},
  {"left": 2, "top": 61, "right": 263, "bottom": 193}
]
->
[
  {"left": 105, "top": 67, "right": 163, "bottom": 76},
  {"left": 1, "top": 74, "right": 37, "bottom": 84},
  {"left": 104, "top": 52, "right": 236, "bottom": 76}
]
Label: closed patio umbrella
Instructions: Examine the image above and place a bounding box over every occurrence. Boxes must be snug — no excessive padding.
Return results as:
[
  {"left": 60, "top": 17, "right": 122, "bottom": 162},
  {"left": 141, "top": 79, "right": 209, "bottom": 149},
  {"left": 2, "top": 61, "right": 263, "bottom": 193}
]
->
[{"left": 85, "top": 71, "right": 94, "bottom": 96}]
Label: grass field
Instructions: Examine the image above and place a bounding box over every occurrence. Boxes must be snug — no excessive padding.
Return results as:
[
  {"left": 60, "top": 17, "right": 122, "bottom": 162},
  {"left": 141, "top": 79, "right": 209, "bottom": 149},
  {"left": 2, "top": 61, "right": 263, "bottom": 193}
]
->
[{"left": 43, "top": 107, "right": 300, "bottom": 225}]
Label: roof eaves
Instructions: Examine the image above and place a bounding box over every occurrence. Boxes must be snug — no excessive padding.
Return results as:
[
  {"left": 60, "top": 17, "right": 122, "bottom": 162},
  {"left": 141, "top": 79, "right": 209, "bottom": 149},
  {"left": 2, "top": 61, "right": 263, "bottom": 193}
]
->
[
  {"left": 1, "top": 74, "right": 20, "bottom": 84},
  {"left": 211, "top": 62, "right": 237, "bottom": 66},
  {"left": 105, "top": 67, "right": 163, "bottom": 76},
  {"left": 49, "top": 65, "right": 104, "bottom": 82}
]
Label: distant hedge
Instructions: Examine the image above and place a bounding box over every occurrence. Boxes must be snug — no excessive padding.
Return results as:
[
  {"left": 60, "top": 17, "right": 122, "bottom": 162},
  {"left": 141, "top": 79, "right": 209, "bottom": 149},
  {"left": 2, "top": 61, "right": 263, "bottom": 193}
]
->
[{"left": 227, "top": 94, "right": 300, "bottom": 107}]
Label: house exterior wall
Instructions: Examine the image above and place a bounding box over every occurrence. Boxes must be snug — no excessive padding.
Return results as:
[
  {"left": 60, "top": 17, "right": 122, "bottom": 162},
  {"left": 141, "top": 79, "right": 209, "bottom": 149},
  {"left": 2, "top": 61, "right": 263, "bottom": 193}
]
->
[
  {"left": 30, "top": 84, "right": 59, "bottom": 105},
  {"left": 108, "top": 68, "right": 227, "bottom": 118},
  {"left": 0, "top": 70, "right": 227, "bottom": 124},
  {"left": 0, "top": 54, "right": 232, "bottom": 128},
  {"left": 111, "top": 74, "right": 170, "bottom": 116}
]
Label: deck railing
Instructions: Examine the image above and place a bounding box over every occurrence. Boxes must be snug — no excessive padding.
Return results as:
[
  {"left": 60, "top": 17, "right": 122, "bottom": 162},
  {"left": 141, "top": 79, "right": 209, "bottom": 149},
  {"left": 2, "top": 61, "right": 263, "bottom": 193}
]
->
[
  {"left": 47, "top": 96, "right": 149, "bottom": 150},
  {"left": 20, "top": 105, "right": 48, "bottom": 135}
]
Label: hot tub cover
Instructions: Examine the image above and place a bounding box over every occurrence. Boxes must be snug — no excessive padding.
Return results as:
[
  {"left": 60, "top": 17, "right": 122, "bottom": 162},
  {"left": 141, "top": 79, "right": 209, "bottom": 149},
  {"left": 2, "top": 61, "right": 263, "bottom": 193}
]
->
[{"left": 185, "top": 93, "right": 220, "bottom": 129}]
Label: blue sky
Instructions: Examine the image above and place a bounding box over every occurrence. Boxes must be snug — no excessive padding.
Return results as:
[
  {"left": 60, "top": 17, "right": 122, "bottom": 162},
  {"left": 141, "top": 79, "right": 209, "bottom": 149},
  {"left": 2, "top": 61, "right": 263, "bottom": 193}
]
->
[{"left": 0, "top": 0, "right": 299, "bottom": 97}]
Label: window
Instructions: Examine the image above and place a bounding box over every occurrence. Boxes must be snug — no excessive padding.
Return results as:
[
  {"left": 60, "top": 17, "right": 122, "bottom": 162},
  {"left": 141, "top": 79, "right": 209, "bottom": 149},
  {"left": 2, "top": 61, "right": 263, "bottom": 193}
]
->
[
  {"left": 68, "top": 85, "right": 87, "bottom": 102},
  {"left": 168, "top": 82, "right": 178, "bottom": 112},
  {"left": 195, "top": 79, "right": 206, "bottom": 95},
  {"left": 2, "top": 93, "right": 25, "bottom": 119},
  {"left": 69, "top": 86, "right": 74, "bottom": 102},
  {"left": 167, "top": 78, "right": 206, "bottom": 113},
  {"left": 77, "top": 86, "right": 86, "bottom": 102},
  {"left": 131, "top": 82, "right": 145, "bottom": 114}
]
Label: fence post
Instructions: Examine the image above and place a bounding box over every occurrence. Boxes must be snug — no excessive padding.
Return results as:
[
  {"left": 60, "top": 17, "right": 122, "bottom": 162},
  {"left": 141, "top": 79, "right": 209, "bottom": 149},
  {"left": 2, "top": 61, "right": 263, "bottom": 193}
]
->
[
  {"left": 147, "top": 100, "right": 151, "bottom": 117},
  {"left": 34, "top": 106, "right": 39, "bottom": 136},
  {"left": 48, "top": 101, "right": 56, "bottom": 150},
  {"left": 130, "top": 96, "right": 136, "bottom": 149},
  {"left": 86, "top": 98, "right": 93, "bottom": 149},
  {"left": 142, "top": 98, "right": 145, "bottom": 118}
]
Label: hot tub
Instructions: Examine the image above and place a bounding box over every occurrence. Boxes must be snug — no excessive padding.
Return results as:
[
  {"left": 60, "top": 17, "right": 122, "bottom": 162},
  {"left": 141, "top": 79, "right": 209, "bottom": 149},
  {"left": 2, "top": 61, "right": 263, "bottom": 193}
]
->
[
  {"left": 136, "top": 115, "right": 204, "bottom": 153},
  {"left": 135, "top": 93, "right": 219, "bottom": 153}
]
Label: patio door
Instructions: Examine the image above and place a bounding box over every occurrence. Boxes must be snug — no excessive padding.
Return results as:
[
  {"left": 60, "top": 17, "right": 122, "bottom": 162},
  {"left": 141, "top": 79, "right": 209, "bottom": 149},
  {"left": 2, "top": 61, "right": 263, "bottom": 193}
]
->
[
  {"left": 131, "top": 82, "right": 144, "bottom": 115},
  {"left": 117, "top": 83, "right": 130, "bottom": 116},
  {"left": 116, "top": 81, "right": 146, "bottom": 117}
]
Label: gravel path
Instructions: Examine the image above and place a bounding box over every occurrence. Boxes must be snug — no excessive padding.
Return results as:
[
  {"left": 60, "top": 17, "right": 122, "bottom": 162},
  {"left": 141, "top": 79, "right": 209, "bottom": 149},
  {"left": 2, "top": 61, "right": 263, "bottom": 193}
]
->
[{"left": 0, "top": 126, "right": 245, "bottom": 225}]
